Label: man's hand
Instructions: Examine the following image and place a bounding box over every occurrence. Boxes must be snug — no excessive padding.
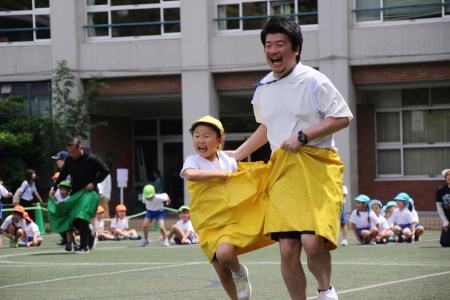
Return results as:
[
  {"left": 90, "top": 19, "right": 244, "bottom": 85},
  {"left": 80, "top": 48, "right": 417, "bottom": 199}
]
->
[{"left": 443, "top": 223, "right": 449, "bottom": 232}]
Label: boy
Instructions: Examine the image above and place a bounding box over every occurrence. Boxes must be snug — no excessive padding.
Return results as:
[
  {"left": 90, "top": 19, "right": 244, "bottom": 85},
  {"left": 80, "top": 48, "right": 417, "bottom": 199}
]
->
[
  {"left": 166, "top": 205, "right": 199, "bottom": 245},
  {"left": 23, "top": 211, "right": 43, "bottom": 246},
  {"left": 55, "top": 181, "right": 77, "bottom": 252},
  {"left": 140, "top": 184, "right": 171, "bottom": 247},
  {"left": 0, "top": 205, "right": 28, "bottom": 248}
]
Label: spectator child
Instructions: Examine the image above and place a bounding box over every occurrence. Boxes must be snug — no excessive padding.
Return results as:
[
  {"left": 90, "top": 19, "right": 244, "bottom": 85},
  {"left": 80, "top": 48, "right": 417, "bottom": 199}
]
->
[
  {"left": 166, "top": 205, "right": 199, "bottom": 245},
  {"left": 408, "top": 198, "right": 424, "bottom": 241},
  {"left": 94, "top": 206, "right": 115, "bottom": 241},
  {"left": 16, "top": 169, "right": 44, "bottom": 220},
  {"left": 23, "top": 211, "right": 43, "bottom": 247},
  {"left": 349, "top": 194, "right": 379, "bottom": 245},
  {"left": 110, "top": 204, "right": 141, "bottom": 240},
  {"left": 0, "top": 205, "right": 28, "bottom": 248},
  {"left": 370, "top": 199, "right": 392, "bottom": 244},
  {"left": 391, "top": 192, "right": 416, "bottom": 243},
  {"left": 139, "top": 184, "right": 171, "bottom": 247},
  {"left": 340, "top": 183, "right": 349, "bottom": 246},
  {"left": 382, "top": 201, "right": 398, "bottom": 228},
  {"left": 0, "top": 178, "right": 13, "bottom": 219}
]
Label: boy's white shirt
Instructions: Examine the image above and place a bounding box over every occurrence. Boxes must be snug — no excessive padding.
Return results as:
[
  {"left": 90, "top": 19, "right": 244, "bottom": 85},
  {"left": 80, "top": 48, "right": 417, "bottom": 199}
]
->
[
  {"left": 392, "top": 207, "right": 415, "bottom": 225},
  {"left": 349, "top": 210, "right": 379, "bottom": 228},
  {"left": 411, "top": 209, "right": 420, "bottom": 223},
  {"left": 55, "top": 192, "right": 70, "bottom": 203},
  {"left": 1, "top": 215, "right": 27, "bottom": 232},
  {"left": 94, "top": 218, "right": 105, "bottom": 231},
  {"left": 180, "top": 151, "right": 238, "bottom": 178},
  {"left": 377, "top": 215, "right": 390, "bottom": 232},
  {"left": 175, "top": 219, "right": 195, "bottom": 237},
  {"left": 110, "top": 217, "right": 129, "bottom": 232},
  {"left": 26, "top": 222, "right": 40, "bottom": 238},
  {"left": 142, "top": 193, "right": 170, "bottom": 211}
]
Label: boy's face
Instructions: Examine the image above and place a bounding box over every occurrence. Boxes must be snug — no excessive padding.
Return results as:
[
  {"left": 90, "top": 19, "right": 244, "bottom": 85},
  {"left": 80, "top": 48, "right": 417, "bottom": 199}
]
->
[
  {"left": 191, "top": 124, "right": 223, "bottom": 161},
  {"left": 96, "top": 211, "right": 104, "bottom": 219},
  {"left": 59, "top": 186, "right": 70, "bottom": 196},
  {"left": 117, "top": 210, "right": 126, "bottom": 217},
  {"left": 12, "top": 212, "right": 23, "bottom": 222},
  {"left": 179, "top": 210, "right": 190, "bottom": 221},
  {"left": 371, "top": 204, "right": 381, "bottom": 215}
]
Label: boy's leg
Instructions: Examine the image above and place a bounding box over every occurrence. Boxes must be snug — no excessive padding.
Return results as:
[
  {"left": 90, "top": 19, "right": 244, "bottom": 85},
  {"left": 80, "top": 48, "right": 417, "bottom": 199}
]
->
[
  {"left": 212, "top": 259, "right": 237, "bottom": 299},
  {"left": 142, "top": 217, "right": 150, "bottom": 239}
]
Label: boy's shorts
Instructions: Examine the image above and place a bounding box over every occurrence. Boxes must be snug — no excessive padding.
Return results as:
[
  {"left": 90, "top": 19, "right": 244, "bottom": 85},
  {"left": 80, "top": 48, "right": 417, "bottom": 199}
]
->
[
  {"left": 145, "top": 209, "right": 165, "bottom": 221},
  {"left": 174, "top": 236, "right": 194, "bottom": 245},
  {"left": 357, "top": 226, "right": 371, "bottom": 238},
  {"left": 399, "top": 224, "right": 412, "bottom": 230}
]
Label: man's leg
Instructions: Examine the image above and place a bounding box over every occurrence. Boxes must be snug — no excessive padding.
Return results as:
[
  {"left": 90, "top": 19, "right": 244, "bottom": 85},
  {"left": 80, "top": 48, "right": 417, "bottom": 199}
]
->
[
  {"left": 302, "top": 235, "right": 332, "bottom": 290},
  {"left": 279, "top": 238, "right": 307, "bottom": 299},
  {"left": 73, "top": 218, "right": 90, "bottom": 250}
]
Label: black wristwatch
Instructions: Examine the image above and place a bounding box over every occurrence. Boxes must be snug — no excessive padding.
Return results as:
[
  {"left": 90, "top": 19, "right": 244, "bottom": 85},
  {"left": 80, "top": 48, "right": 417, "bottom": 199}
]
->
[{"left": 298, "top": 131, "right": 308, "bottom": 144}]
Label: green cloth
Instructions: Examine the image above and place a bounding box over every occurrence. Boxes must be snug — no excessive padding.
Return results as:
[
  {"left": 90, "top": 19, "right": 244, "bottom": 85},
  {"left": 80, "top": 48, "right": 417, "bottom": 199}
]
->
[{"left": 47, "top": 190, "right": 100, "bottom": 232}]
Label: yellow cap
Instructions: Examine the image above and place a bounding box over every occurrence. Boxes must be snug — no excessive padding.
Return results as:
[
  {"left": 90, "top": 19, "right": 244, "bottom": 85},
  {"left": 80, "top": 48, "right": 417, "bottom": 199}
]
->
[{"left": 190, "top": 116, "right": 224, "bottom": 135}]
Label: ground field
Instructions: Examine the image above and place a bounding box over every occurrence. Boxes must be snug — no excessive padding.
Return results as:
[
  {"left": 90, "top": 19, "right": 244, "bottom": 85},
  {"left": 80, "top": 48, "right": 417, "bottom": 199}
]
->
[{"left": 1, "top": 229, "right": 449, "bottom": 299}]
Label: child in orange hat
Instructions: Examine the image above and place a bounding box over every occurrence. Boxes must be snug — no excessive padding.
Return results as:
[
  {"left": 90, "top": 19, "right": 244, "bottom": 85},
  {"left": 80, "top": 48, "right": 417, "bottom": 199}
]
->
[
  {"left": 0, "top": 205, "right": 28, "bottom": 248},
  {"left": 93, "top": 206, "right": 115, "bottom": 241},
  {"left": 110, "top": 204, "right": 141, "bottom": 240},
  {"left": 22, "top": 211, "right": 43, "bottom": 247}
]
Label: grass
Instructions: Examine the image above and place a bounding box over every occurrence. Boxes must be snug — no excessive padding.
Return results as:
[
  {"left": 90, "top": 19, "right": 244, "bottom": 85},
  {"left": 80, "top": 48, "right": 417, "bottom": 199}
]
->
[{"left": 1, "top": 229, "right": 449, "bottom": 299}]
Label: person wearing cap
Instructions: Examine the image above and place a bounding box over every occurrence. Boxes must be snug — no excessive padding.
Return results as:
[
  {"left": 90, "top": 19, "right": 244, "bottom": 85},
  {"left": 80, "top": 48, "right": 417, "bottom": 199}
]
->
[
  {"left": 16, "top": 168, "right": 44, "bottom": 220},
  {"left": 224, "top": 16, "right": 353, "bottom": 299},
  {"left": 52, "top": 150, "right": 69, "bottom": 171},
  {"left": 0, "top": 205, "right": 28, "bottom": 248},
  {"left": 407, "top": 198, "right": 424, "bottom": 242},
  {"left": 349, "top": 194, "right": 379, "bottom": 245},
  {"left": 140, "top": 184, "right": 171, "bottom": 247},
  {"left": 165, "top": 205, "right": 199, "bottom": 245},
  {"left": 382, "top": 201, "right": 398, "bottom": 229},
  {"left": 436, "top": 168, "right": 450, "bottom": 247},
  {"left": 110, "top": 204, "right": 141, "bottom": 241},
  {"left": 391, "top": 192, "right": 416, "bottom": 243},
  {"left": 370, "top": 199, "right": 392, "bottom": 244},
  {"left": 180, "top": 115, "right": 253, "bottom": 300},
  {"left": 22, "top": 211, "right": 43, "bottom": 247},
  {"left": 93, "top": 206, "right": 115, "bottom": 241},
  {"left": 49, "top": 138, "right": 109, "bottom": 253}
]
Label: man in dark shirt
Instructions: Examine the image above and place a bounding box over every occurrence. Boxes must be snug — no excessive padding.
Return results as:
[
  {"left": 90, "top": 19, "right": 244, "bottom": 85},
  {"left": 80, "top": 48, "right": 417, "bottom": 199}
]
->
[
  {"left": 51, "top": 137, "right": 110, "bottom": 253},
  {"left": 436, "top": 168, "right": 450, "bottom": 247}
]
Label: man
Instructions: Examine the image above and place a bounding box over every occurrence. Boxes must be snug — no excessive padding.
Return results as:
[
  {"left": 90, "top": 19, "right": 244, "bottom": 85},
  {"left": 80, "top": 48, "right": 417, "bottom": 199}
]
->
[
  {"left": 51, "top": 138, "right": 110, "bottom": 253},
  {"left": 228, "top": 16, "right": 353, "bottom": 299},
  {"left": 436, "top": 168, "right": 450, "bottom": 247}
]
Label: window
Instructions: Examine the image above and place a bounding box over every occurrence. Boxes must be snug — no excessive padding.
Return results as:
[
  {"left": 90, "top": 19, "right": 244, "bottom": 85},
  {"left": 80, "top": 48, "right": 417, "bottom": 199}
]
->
[
  {"left": 375, "top": 87, "right": 450, "bottom": 178},
  {"left": 355, "top": 0, "right": 450, "bottom": 23},
  {"left": 0, "top": 0, "right": 50, "bottom": 43},
  {"left": 85, "top": 0, "right": 180, "bottom": 39},
  {"left": 216, "top": 0, "right": 317, "bottom": 32}
]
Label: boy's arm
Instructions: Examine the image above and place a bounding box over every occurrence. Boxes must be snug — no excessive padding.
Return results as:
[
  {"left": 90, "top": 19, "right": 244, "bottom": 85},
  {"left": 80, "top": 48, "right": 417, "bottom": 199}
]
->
[{"left": 183, "top": 168, "right": 228, "bottom": 182}]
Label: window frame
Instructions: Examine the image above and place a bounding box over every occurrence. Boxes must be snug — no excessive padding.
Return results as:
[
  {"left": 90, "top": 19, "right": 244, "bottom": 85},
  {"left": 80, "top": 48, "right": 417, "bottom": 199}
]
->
[
  {"left": 375, "top": 87, "right": 450, "bottom": 179},
  {"left": 0, "top": 1, "right": 51, "bottom": 45},
  {"left": 214, "top": 0, "right": 318, "bottom": 33},
  {"left": 84, "top": 0, "right": 181, "bottom": 41},
  {"left": 353, "top": 0, "right": 450, "bottom": 25}
]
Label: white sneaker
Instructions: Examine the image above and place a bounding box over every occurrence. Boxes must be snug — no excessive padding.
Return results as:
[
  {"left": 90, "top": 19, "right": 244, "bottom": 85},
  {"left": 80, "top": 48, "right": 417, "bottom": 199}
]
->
[
  {"left": 162, "top": 237, "right": 170, "bottom": 246},
  {"left": 233, "top": 265, "right": 252, "bottom": 300},
  {"left": 140, "top": 238, "right": 150, "bottom": 247},
  {"left": 341, "top": 239, "right": 348, "bottom": 246},
  {"left": 317, "top": 285, "right": 338, "bottom": 300}
]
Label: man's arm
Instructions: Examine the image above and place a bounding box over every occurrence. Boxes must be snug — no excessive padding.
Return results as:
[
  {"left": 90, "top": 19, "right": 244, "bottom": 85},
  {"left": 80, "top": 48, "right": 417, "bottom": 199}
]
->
[{"left": 227, "top": 124, "right": 269, "bottom": 162}]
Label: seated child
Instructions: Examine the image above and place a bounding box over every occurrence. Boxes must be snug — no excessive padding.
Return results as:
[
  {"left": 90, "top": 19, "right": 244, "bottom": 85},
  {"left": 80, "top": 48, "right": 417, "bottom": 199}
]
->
[
  {"left": 22, "top": 211, "right": 43, "bottom": 247},
  {"left": 166, "top": 205, "right": 199, "bottom": 245},
  {"left": 370, "top": 199, "right": 392, "bottom": 244},
  {"left": 391, "top": 192, "right": 416, "bottom": 243},
  {"left": 110, "top": 204, "right": 141, "bottom": 240},
  {"left": 94, "top": 206, "right": 115, "bottom": 241},
  {"left": 0, "top": 205, "right": 28, "bottom": 248},
  {"left": 349, "top": 194, "right": 379, "bottom": 245},
  {"left": 408, "top": 197, "right": 424, "bottom": 241}
]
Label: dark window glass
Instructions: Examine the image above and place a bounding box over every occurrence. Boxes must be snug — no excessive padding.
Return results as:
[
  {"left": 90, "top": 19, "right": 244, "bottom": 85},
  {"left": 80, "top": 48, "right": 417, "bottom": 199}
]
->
[
  {"left": 87, "top": 12, "right": 109, "bottom": 37},
  {"left": 35, "top": 0, "right": 49, "bottom": 8},
  {"left": 163, "top": 7, "right": 180, "bottom": 33},
  {"left": 111, "top": 0, "right": 159, "bottom": 5},
  {"left": 242, "top": 2, "right": 267, "bottom": 30},
  {"left": 112, "top": 8, "right": 161, "bottom": 37},
  {"left": 0, "top": 0, "right": 32, "bottom": 10},
  {"left": 36, "top": 14, "right": 50, "bottom": 39},
  {"left": 217, "top": 4, "right": 240, "bottom": 30},
  {"left": 0, "top": 15, "right": 33, "bottom": 42},
  {"left": 160, "top": 119, "right": 182, "bottom": 135},
  {"left": 134, "top": 119, "right": 157, "bottom": 136},
  {"left": 402, "top": 88, "right": 428, "bottom": 106}
]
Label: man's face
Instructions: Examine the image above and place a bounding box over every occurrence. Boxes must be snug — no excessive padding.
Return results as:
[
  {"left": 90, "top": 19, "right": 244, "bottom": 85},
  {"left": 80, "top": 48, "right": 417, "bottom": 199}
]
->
[
  {"left": 264, "top": 33, "right": 299, "bottom": 78},
  {"left": 67, "top": 144, "right": 83, "bottom": 160}
]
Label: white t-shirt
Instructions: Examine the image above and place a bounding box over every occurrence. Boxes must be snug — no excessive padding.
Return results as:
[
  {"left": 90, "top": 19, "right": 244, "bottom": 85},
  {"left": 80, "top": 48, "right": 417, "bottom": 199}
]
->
[
  {"left": 377, "top": 215, "right": 390, "bottom": 232},
  {"left": 55, "top": 193, "right": 70, "bottom": 203},
  {"left": 110, "top": 217, "right": 129, "bottom": 232},
  {"left": 0, "top": 184, "right": 10, "bottom": 199},
  {"left": 392, "top": 208, "right": 414, "bottom": 226},
  {"left": 94, "top": 218, "right": 105, "bottom": 232},
  {"left": 252, "top": 62, "right": 354, "bottom": 152},
  {"left": 411, "top": 209, "right": 420, "bottom": 224},
  {"left": 26, "top": 222, "right": 40, "bottom": 238},
  {"left": 142, "top": 193, "right": 170, "bottom": 211},
  {"left": 1, "top": 215, "right": 27, "bottom": 232},
  {"left": 349, "top": 210, "right": 379, "bottom": 229},
  {"left": 180, "top": 151, "right": 238, "bottom": 178},
  {"left": 175, "top": 219, "right": 195, "bottom": 237}
]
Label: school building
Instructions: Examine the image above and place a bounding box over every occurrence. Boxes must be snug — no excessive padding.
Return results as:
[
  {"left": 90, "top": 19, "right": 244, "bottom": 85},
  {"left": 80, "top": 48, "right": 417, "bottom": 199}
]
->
[{"left": 1, "top": 0, "right": 449, "bottom": 216}]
